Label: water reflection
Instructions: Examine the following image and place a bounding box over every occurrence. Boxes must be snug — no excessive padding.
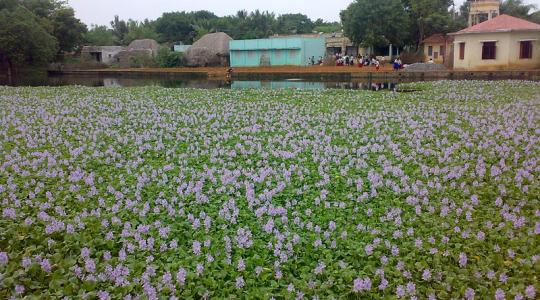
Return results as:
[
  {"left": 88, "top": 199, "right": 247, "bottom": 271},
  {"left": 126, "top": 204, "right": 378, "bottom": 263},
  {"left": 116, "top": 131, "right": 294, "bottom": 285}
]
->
[{"left": 2, "top": 74, "right": 404, "bottom": 91}]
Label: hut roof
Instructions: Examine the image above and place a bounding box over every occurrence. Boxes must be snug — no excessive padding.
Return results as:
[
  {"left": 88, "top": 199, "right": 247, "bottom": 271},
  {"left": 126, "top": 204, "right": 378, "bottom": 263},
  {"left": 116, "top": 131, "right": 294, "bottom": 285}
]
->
[
  {"left": 452, "top": 14, "right": 540, "bottom": 35},
  {"left": 127, "top": 39, "right": 159, "bottom": 53},
  {"left": 191, "top": 32, "right": 233, "bottom": 55}
]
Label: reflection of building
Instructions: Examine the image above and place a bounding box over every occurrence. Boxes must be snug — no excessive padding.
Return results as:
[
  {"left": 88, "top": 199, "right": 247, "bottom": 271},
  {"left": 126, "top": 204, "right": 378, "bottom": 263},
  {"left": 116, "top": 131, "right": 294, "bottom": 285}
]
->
[
  {"left": 229, "top": 37, "right": 325, "bottom": 67},
  {"left": 422, "top": 34, "right": 454, "bottom": 64},
  {"left": 468, "top": 0, "right": 500, "bottom": 27},
  {"left": 231, "top": 80, "right": 325, "bottom": 89},
  {"left": 451, "top": 14, "right": 540, "bottom": 70}
]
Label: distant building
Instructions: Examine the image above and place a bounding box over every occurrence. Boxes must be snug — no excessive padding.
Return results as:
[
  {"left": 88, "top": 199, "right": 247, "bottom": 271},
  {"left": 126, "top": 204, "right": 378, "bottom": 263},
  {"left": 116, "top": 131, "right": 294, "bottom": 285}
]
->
[
  {"left": 81, "top": 46, "right": 124, "bottom": 65},
  {"left": 468, "top": 0, "right": 500, "bottom": 27},
  {"left": 81, "top": 39, "right": 159, "bottom": 67},
  {"left": 422, "top": 34, "right": 454, "bottom": 64},
  {"left": 230, "top": 37, "right": 325, "bottom": 67},
  {"left": 173, "top": 45, "right": 191, "bottom": 53},
  {"left": 451, "top": 14, "right": 540, "bottom": 70},
  {"left": 270, "top": 33, "right": 365, "bottom": 56}
]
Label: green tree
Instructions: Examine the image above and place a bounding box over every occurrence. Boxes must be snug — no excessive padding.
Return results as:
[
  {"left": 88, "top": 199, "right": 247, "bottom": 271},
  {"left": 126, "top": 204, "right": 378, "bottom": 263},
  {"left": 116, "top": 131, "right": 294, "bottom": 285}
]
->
[
  {"left": 124, "top": 19, "right": 159, "bottom": 45},
  {"left": 500, "top": 0, "right": 538, "bottom": 19},
  {"left": 276, "top": 13, "right": 314, "bottom": 34},
  {"left": 50, "top": 7, "right": 87, "bottom": 52},
  {"left": 5, "top": 0, "right": 87, "bottom": 52},
  {"left": 155, "top": 12, "right": 195, "bottom": 44},
  {"left": 84, "top": 25, "right": 118, "bottom": 45},
  {"left": 110, "top": 15, "right": 129, "bottom": 44},
  {"left": 530, "top": 10, "right": 540, "bottom": 24},
  {"left": 341, "top": 0, "right": 410, "bottom": 48},
  {"left": 313, "top": 19, "right": 341, "bottom": 33},
  {"left": 0, "top": 7, "right": 58, "bottom": 74},
  {"left": 403, "top": 0, "right": 456, "bottom": 47}
]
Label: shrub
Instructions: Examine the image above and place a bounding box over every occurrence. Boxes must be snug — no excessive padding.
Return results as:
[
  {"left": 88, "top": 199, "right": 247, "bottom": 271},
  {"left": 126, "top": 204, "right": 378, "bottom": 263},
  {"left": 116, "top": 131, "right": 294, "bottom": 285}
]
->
[
  {"left": 129, "top": 53, "right": 157, "bottom": 68},
  {"left": 156, "top": 47, "right": 185, "bottom": 68}
]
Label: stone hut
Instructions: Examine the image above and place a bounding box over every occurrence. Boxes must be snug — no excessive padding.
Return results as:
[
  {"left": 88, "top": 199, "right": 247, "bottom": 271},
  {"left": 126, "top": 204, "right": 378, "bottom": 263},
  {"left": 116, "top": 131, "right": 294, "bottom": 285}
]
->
[
  {"left": 81, "top": 46, "right": 125, "bottom": 65},
  {"left": 184, "top": 32, "right": 232, "bottom": 67}
]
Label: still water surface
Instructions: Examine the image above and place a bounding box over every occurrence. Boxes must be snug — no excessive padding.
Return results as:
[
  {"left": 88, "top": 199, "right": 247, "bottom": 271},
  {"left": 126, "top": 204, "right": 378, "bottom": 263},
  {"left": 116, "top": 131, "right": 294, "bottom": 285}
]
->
[{"left": 1, "top": 74, "right": 429, "bottom": 90}]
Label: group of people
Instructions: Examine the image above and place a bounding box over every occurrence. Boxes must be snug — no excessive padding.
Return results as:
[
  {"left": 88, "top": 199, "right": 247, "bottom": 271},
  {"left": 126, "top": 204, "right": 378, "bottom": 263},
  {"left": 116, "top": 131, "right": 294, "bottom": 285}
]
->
[
  {"left": 392, "top": 57, "right": 404, "bottom": 71},
  {"left": 338, "top": 54, "right": 382, "bottom": 70}
]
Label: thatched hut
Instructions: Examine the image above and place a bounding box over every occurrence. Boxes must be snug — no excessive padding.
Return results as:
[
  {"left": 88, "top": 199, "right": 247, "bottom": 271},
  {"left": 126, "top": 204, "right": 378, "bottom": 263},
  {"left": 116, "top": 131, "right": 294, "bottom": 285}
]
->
[
  {"left": 127, "top": 39, "right": 159, "bottom": 55},
  {"left": 116, "top": 39, "right": 159, "bottom": 68},
  {"left": 185, "top": 32, "right": 232, "bottom": 67}
]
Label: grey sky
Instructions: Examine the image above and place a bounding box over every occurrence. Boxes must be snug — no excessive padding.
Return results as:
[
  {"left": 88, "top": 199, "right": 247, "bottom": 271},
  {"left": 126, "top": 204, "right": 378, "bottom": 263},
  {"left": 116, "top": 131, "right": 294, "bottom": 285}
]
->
[{"left": 67, "top": 0, "right": 540, "bottom": 27}]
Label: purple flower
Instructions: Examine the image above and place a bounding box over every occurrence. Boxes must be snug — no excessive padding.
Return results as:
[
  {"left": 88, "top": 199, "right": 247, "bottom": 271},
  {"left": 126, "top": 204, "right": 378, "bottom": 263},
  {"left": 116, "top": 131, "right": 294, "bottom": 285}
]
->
[
  {"left": 396, "top": 285, "right": 405, "bottom": 298},
  {"left": 495, "top": 288, "right": 505, "bottom": 300},
  {"left": 525, "top": 285, "right": 535, "bottom": 299},
  {"left": 40, "top": 258, "right": 52, "bottom": 273},
  {"left": 422, "top": 269, "right": 432, "bottom": 281},
  {"left": 314, "top": 262, "right": 326, "bottom": 275},
  {"left": 235, "top": 276, "right": 245, "bottom": 289},
  {"left": 85, "top": 258, "right": 96, "bottom": 273},
  {"left": 0, "top": 252, "right": 8, "bottom": 266},
  {"left": 15, "top": 284, "right": 24, "bottom": 295},
  {"left": 176, "top": 268, "right": 186, "bottom": 285},
  {"left": 365, "top": 244, "right": 374, "bottom": 256},
  {"left": 192, "top": 240, "right": 202, "bottom": 255},
  {"left": 97, "top": 290, "right": 111, "bottom": 300},
  {"left": 254, "top": 266, "right": 263, "bottom": 277},
  {"left": 353, "top": 277, "right": 371, "bottom": 293},
  {"left": 459, "top": 252, "right": 467, "bottom": 267}
]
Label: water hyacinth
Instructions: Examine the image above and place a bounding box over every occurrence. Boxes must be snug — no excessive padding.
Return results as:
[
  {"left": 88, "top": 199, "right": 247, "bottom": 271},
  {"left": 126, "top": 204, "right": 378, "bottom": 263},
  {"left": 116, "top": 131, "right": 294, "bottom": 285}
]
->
[{"left": 0, "top": 81, "right": 539, "bottom": 298}]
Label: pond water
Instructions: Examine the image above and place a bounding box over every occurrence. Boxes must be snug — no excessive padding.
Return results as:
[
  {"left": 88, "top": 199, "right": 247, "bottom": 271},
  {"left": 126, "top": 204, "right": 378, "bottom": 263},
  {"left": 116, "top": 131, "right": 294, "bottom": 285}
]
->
[{"left": 0, "top": 74, "right": 428, "bottom": 90}]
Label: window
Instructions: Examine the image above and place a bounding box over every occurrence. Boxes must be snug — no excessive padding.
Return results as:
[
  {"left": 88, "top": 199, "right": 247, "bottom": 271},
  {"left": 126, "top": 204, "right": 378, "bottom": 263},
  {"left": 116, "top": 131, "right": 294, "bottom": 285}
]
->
[
  {"left": 520, "top": 41, "right": 533, "bottom": 59},
  {"left": 478, "top": 13, "right": 489, "bottom": 24},
  {"left": 428, "top": 46, "right": 433, "bottom": 56},
  {"left": 459, "top": 43, "right": 465, "bottom": 60},
  {"left": 440, "top": 45, "right": 445, "bottom": 56},
  {"left": 482, "top": 42, "right": 496, "bottom": 60}
]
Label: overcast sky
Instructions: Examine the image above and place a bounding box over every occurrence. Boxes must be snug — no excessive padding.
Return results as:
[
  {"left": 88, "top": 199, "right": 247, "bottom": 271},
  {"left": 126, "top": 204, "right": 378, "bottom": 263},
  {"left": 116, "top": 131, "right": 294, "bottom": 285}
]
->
[{"left": 67, "top": 0, "right": 540, "bottom": 27}]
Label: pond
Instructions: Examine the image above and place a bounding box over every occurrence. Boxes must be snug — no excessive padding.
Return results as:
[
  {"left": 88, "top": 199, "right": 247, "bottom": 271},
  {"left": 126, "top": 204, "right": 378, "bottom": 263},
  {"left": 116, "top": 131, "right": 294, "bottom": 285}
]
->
[{"left": 0, "top": 73, "right": 432, "bottom": 90}]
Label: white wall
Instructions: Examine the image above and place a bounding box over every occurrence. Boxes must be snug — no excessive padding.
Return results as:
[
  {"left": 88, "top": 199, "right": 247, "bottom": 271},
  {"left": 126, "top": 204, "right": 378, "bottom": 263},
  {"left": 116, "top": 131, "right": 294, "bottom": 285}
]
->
[{"left": 453, "top": 31, "right": 540, "bottom": 70}]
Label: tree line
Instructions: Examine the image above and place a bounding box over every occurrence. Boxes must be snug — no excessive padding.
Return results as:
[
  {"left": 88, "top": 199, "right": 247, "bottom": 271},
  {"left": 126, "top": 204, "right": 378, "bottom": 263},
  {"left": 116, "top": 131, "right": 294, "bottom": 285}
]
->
[
  {"left": 1, "top": 0, "right": 538, "bottom": 73},
  {"left": 341, "top": 0, "right": 539, "bottom": 49},
  {"left": 86, "top": 10, "right": 341, "bottom": 46}
]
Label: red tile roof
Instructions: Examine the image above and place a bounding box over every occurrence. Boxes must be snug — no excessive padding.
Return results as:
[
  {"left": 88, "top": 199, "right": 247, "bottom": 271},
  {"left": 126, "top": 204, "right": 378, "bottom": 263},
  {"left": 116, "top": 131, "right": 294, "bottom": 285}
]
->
[
  {"left": 453, "top": 14, "right": 540, "bottom": 35},
  {"left": 423, "top": 33, "right": 454, "bottom": 44}
]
